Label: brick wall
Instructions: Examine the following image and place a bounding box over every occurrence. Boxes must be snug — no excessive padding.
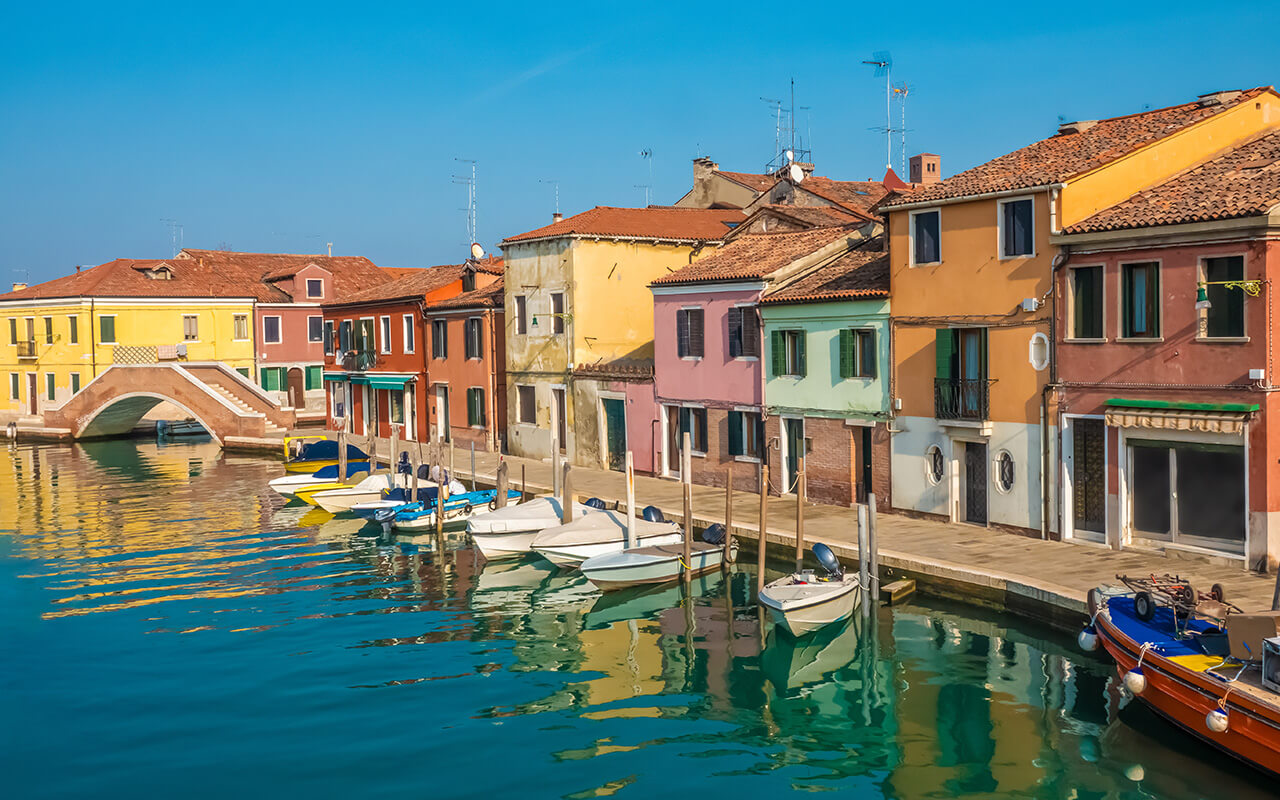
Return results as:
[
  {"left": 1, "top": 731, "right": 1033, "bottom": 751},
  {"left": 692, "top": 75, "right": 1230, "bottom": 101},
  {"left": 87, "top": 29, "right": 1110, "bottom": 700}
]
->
[
  {"left": 761, "top": 414, "right": 893, "bottom": 508},
  {"left": 687, "top": 407, "right": 765, "bottom": 494}
]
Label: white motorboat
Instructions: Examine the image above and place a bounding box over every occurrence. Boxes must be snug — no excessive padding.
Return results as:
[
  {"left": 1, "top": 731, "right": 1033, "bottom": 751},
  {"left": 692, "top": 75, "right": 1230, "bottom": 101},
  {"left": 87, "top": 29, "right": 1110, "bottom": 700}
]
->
[
  {"left": 268, "top": 462, "right": 371, "bottom": 499},
  {"left": 579, "top": 527, "right": 736, "bottom": 592},
  {"left": 531, "top": 507, "right": 682, "bottom": 569},
  {"left": 349, "top": 480, "right": 466, "bottom": 518},
  {"left": 757, "top": 543, "right": 862, "bottom": 637},
  {"left": 389, "top": 490, "right": 519, "bottom": 533},
  {"left": 468, "top": 497, "right": 604, "bottom": 561},
  {"left": 309, "top": 472, "right": 407, "bottom": 513}
]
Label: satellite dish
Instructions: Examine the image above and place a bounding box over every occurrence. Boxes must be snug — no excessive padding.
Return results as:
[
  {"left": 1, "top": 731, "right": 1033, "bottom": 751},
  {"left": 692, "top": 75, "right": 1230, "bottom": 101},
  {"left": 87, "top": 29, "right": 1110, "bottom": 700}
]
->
[
  {"left": 785, "top": 149, "right": 794, "bottom": 163},
  {"left": 470, "top": 242, "right": 485, "bottom": 260},
  {"left": 788, "top": 163, "right": 805, "bottom": 184}
]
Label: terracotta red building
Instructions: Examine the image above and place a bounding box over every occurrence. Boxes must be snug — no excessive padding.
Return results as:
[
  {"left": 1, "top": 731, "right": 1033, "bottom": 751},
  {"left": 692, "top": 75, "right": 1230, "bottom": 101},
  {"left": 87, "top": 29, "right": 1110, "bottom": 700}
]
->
[
  {"left": 1053, "top": 129, "right": 1280, "bottom": 570},
  {"left": 423, "top": 279, "right": 506, "bottom": 451},
  {"left": 321, "top": 258, "right": 502, "bottom": 441}
]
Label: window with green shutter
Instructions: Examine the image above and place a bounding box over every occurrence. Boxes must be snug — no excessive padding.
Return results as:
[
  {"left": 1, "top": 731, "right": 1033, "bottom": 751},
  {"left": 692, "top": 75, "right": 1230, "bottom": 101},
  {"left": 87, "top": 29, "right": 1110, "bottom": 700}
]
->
[
  {"left": 261, "top": 367, "right": 283, "bottom": 391},
  {"left": 839, "top": 329, "right": 855, "bottom": 378},
  {"left": 99, "top": 315, "right": 116, "bottom": 344},
  {"left": 236, "top": 367, "right": 251, "bottom": 379},
  {"left": 727, "top": 410, "right": 743, "bottom": 455},
  {"left": 306, "top": 365, "right": 323, "bottom": 390},
  {"left": 935, "top": 328, "right": 957, "bottom": 379},
  {"left": 467, "top": 387, "right": 486, "bottom": 427}
]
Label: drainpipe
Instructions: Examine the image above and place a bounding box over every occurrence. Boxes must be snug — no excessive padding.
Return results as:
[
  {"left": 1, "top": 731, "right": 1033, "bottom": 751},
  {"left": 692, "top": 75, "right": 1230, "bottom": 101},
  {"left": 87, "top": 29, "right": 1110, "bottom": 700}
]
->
[
  {"left": 1042, "top": 242, "right": 1072, "bottom": 541},
  {"left": 488, "top": 307, "right": 500, "bottom": 452}
]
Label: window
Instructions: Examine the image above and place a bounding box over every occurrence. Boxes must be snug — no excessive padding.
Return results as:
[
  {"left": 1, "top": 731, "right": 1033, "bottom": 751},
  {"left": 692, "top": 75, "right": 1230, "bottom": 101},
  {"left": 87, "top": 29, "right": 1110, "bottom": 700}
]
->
[
  {"left": 839, "top": 328, "right": 876, "bottom": 379},
  {"left": 389, "top": 390, "right": 404, "bottom": 425},
  {"left": 551, "top": 293, "right": 565, "bottom": 334},
  {"left": 263, "top": 316, "right": 282, "bottom": 344},
  {"left": 676, "top": 308, "right": 705, "bottom": 358},
  {"left": 306, "top": 278, "right": 323, "bottom": 298},
  {"left": 9, "top": 373, "right": 18, "bottom": 400},
  {"left": 432, "top": 319, "right": 448, "bottom": 359},
  {"left": 467, "top": 387, "right": 486, "bottom": 427},
  {"left": 379, "top": 316, "right": 391, "bottom": 353},
  {"left": 996, "top": 451, "right": 1015, "bottom": 492},
  {"left": 356, "top": 319, "right": 375, "bottom": 352},
  {"left": 1070, "top": 266, "right": 1103, "bottom": 339},
  {"left": 8, "top": 319, "right": 15, "bottom": 345},
  {"left": 68, "top": 316, "right": 78, "bottom": 345},
  {"left": 465, "top": 317, "right": 483, "bottom": 359},
  {"left": 70, "top": 373, "right": 81, "bottom": 394},
  {"left": 183, "top": 315, "right": 198, "bottom": 341},
  {"left": 517, "top": 385, "right": 536, "bottom": 424},
  {"left": 727, "top": 306, "right": 760, "bottom": 358},
  {"left": 236, "top": 367, "right": 251, "bottom": 379},
  {"left": 999, "top": 198, "right": 1034, "bottom": 258},
  {"left": 770, "top": 329, "right": 806, "bottom": 377},
  {"left": 99, "top": 315, "right": 116, "bottom": 344},
  {"left": 727, "top": 409, "right": 763, "bottom": 459},
  {"left": 233, "top": 314, "right": 249, "bottom": 341},
  {"left": 911, "top": 209, "right": 941, "bottom": 265},
  {"left": 305, "top": 365, "right": 322, "bottom": 390},
  {"left": 515, "top": 295, "right": 528, "bottom": 334},
  {"left": 402, "top": 314, "right": 415, "bottom": 353},
  {"left": 1203, "top": 256, "right": 1245, "bottom": 338},
  {"left": 323, "top": 320, "right": 335, "bottom": 355},
  {"left": 926, "top": 445, "right": 944, "bottom": 484},
  {"left": 45, "top": 372, "right": 55, "bottom": 401},
  {"left": 260, "top": 366, "right": 285, "bottom": 391},
  {"left": 43, "top": 317, "right": 53, "bottom": 344},
  {"left": 462, "top": 268, "right": 476, "bottom": 293},
  {"left": 339, "top": 320, "right": 352, "bottom": 352},
  {"left": 935, "top": 327, "right": 989, "bottom": 420},
  {"left": 1121, "top": 262, "right": 1160, "bottom": 338},
  {"left": 676, "top": 406, "right": 708, "bottom": 453},
  {"left": 308, "top": 316, "right": 324, "bottom": 343}
]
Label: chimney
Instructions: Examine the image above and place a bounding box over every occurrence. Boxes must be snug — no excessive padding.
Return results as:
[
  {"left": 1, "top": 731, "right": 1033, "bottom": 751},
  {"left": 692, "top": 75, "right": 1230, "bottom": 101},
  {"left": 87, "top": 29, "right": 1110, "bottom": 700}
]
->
[
  {"left": 1057, "top": 119, "right": 1098, "bottom": 135},
  {"left": 552, "top": 212, "right": 563, "bottom": 223},
  {"left": 75, "top": 265, "right": 81, "bottom": 274},
  {"left": 11, "top": 282, "right": 26, "bottom": 292},
  {"left": 909, "top": 153, "right": 941, "bottom": 185},
  {"left": 691, "top": 155, "right": 719, "bottom": 204}
]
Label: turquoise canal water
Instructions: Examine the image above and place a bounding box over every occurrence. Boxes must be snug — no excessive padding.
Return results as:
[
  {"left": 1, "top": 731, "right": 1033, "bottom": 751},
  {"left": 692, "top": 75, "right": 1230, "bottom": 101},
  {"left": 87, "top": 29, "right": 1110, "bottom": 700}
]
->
[{"left": 1, "top": 439, "right": 1274, "bottom": 799}]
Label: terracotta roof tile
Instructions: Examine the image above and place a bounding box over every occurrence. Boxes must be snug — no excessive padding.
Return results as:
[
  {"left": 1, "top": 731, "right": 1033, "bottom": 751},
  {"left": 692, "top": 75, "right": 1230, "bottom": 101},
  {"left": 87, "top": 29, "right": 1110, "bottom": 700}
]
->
[
  {"left": 882, "top": 88, "right": 1272, "bottom": 208},
  {"left": 1065, "top": 128, "right": 1280, "bottom": 233},
  {"left": 178, "top": 249, "right": 389, "bottom": 303},
  {"left": 714, "top": 170, "right": 775, "bottom": 192},
  {"left": 798, "top": 176, "right": 892, "bottom": 217},
  {"left": 328, "top": 258, "right": 503, "bottom": 307},
  {"left": 761, "top": 238, "right": 888, "bottom": 304},
  {"left": 651, "top": 226, "right": 860, "bottom": 286},
  {"left": 503, "top": 206, "right": 743, "bottom": 244},
  {"left": 573, "top": 357, "right": 655, "bottom": 380},
  {"left": 425, "top": 278, "right": 505, "bottom": 310}
]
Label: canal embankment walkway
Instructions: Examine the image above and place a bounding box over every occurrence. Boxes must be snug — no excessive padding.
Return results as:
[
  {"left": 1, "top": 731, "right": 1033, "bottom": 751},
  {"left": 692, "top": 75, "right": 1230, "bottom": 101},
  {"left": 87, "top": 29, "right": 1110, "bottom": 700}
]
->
[{"left": 341, "top": 437, "right": 1280, "bottom": 629}]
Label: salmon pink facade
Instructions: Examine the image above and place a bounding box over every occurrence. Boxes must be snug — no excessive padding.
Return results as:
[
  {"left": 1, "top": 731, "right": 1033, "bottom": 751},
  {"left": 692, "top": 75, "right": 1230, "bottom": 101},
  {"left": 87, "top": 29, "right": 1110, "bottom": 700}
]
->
[{"left": 423, "top": 280, "right": 506, "bottom": 452}]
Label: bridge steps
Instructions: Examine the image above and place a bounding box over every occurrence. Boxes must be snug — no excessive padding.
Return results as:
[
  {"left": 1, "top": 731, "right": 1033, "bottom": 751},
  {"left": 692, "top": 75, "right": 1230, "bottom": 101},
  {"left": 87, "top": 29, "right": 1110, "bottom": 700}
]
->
[{"left": 207, "top": 383, "right": 285, "bottom": 436}]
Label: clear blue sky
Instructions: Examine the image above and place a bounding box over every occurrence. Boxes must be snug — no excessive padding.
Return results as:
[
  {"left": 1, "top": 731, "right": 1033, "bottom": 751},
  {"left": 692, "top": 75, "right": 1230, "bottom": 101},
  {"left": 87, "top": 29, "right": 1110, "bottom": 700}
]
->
[{"left": 2, "top": 0, "right": 1276, "bottom": 284}]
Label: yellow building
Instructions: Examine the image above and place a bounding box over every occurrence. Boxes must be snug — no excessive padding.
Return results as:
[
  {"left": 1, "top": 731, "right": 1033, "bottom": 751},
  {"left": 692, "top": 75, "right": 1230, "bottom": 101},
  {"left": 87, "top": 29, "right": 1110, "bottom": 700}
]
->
[
  {"left": 882, "top": 88, "right": 1280, "bottom": 534},
  {"left": 499, "top": 206, "right": 742, "bottom": 470},
  {"left": 1, "top": 258, "right": 258, "bottom": 419}
]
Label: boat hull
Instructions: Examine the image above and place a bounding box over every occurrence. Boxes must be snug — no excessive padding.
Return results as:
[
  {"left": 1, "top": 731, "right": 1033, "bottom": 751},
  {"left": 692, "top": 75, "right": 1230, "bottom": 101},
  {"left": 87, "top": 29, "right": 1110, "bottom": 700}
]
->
[
  {"left": 313, "top": 489, "right": 383, "bottom": 514},
  {"left": 760, "top": 577, "right": 861, "bottom": 637},
  {"left": 1093, "top": 593, "right": 1280, "bottom": 779},
  {"left": 285, "top": 459, "right": 339, "bottom": 474},
  {"left": 471, "top": 530, "right": 540, "bottom": 561},
  {"left": 582, "top": 544, "right": 736, "bottom": 592},
  {"left": 535, "top": 532, "right": 683, "bottom": 569}
]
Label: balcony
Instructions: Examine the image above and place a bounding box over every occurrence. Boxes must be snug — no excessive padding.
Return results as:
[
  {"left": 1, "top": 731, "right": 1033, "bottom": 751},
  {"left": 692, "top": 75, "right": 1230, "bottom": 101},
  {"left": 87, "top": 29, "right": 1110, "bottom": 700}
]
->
[
  {"left": 341, "top": 349, "right": 378, "bottom": 372},
  {"left": 16, "top": 340, "right": 36, "bottom": 359},
  {"left": 935, "top": 378, "right": 991, "bottom": 422}
]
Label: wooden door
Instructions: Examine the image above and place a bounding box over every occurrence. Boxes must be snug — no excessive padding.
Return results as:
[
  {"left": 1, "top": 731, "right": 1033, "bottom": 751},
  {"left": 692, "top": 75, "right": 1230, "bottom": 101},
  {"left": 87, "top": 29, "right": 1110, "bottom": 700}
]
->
[
  {"left": 27, "top": 372, "right": 37, "bottom": 415},
  {"left": 286, "top": 367, "right": 305, "bottom": 408}
]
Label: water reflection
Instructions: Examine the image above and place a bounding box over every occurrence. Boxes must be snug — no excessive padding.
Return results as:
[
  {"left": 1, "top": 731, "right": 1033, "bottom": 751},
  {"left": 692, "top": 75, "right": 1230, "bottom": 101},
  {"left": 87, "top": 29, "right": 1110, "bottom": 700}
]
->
[{"left": 1, "top": 440, "right": 1274, "bottom": 799}]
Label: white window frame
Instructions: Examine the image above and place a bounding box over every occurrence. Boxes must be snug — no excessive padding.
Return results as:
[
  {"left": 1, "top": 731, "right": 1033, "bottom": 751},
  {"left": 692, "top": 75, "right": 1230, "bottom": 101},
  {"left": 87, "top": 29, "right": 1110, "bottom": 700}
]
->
[
  {"left": 379, "top": 315, "right": 392, "bottom": 354},
  {"left": 402, "top": 314, "right": 415, "bottom": 353},
  {"left": 733, "top": 404, "right": 762, "bottom": 464},
  {"left": 262, "top": 315, "right": 282, "bottom": 345},
  {"left": 98, "top": 314, "right": 117, "bottom": 344},
  {"left": 550, "top": 292, "right": 565, "bottom": 335},
  {"left": 232, "top": 313, "right": 250, "bottom": 342},
  {"left": 306, "top": 278, "right": 324, "bottom": 299},
  {"left": 909, "top": 208, "right": 942, "bottom": 266},
  {"left": 515, "top": 383, "right": 537, "bottom": 425},
  {"left": 307, "top": 315, "right": 324, "bottom": 344},
  {"left": 677, "top": 305, "right": 704, "bottom": 361},
  {"left": 996, "top": 196, "right": 1036, "bottom": 260}
]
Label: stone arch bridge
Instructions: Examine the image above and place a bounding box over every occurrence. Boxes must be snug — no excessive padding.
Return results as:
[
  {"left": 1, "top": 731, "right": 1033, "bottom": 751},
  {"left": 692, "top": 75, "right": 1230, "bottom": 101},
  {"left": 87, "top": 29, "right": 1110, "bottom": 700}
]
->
[{"left": 42, "top": 363, "right": 297, "bottom": 446}]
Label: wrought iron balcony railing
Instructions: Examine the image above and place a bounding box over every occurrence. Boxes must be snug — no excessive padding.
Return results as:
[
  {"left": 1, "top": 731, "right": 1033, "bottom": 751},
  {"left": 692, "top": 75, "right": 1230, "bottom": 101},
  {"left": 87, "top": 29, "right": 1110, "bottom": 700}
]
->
[
  {"left": 341, "top": 348, "right": 378, "bottom": 372},
  {"left": 934, "top": 378, "right": 991, "bottom": 421}
]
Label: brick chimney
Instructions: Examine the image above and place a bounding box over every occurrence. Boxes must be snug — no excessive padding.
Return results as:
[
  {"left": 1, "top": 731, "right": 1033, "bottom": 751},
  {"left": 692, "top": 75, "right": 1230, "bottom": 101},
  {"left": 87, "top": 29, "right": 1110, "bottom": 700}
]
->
[{"left": 909, "top": 153, "right": 941, "bottom": 185}]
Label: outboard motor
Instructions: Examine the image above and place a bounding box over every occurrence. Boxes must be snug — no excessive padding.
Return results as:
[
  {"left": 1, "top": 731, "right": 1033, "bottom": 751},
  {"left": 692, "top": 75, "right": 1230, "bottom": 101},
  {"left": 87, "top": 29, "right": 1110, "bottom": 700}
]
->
[
  {"left": 702, "top": 523, "right": 726, "bottom": 545},
  {"left": 642, "top": 505, "right": 664, "bottom": 523},
  {"left": 397, "top": 452, "right": 412, "bottom": 475},
  {"left": 417, "top": 464, "right": 431, "bottom": 480},
  {"left": 812, "top": 542, "right": 843, "bottom": 578},
  {"left": 584, "top": 497, "right": 607, "bottom": 510}
]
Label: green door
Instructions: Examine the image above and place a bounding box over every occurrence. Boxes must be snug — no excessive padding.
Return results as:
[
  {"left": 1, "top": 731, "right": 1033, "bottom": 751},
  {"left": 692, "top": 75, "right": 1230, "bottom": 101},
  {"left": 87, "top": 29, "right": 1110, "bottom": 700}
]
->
[
  {"left": 784, "top": 417, "right": 804, "bottom": 493},
  {"left": 602, "top": 398, "right": 626, "bottom": 472}
]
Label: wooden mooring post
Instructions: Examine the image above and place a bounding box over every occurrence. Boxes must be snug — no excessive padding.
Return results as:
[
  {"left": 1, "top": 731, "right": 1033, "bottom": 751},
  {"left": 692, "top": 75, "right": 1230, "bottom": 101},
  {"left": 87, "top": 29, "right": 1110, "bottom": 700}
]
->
[
  {"left": 756, "top": 464, "right": 769, "bottom": 595},
  {"left": 470, "top": 441, "right": 476, "bottom": 492},
  {"left": 337, "top": 429, "right": 348, "bottom": 479},
  {"left": 682, "top": 431, "right": 692, "bottom": 585},
  {"left": 495, "top": 460, "right": 509, "bottom": 508},
  {"left": 868, "top": 493, "right": 880, "bottom": 602},
  {"left": 794, "top": 457, "right": 806, "bottom": 573},
  {"left": 520, "top": 464, "right": 527, "bottom": 503},
  {"left": 723, "top": 468, "right": 733, "bottom": 567},
  {"left": 857, "top": 504, "right": 870, "bottom": 618},
  {"left": 624, "top": 451, "right": 636, "bottom": 549},
  {"left": 561, "top": 464, "right": 573, "bottom": 523}
]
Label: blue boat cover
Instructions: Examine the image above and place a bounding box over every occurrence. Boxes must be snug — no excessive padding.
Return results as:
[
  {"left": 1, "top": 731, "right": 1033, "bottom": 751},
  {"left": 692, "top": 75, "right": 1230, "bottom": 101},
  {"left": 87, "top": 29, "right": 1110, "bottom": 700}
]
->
[
  {"left": 310, "top": 461, "right": 373, "bottom": 479},
  {"left": 1107, "top": 596, "right": 1219, "bottom": 658},
  {"left": 294, "top": 440, "right": 368, "bottom": 462}
]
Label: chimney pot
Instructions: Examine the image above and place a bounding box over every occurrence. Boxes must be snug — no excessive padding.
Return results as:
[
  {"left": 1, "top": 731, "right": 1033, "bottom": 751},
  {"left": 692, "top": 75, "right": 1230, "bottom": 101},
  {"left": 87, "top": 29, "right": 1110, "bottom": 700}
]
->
[
  {"left": 12, "top": 282, "right": 27, "bottom": 292},
  {"left": 552, "top": 212, "right": 563, "bottom": 223}
]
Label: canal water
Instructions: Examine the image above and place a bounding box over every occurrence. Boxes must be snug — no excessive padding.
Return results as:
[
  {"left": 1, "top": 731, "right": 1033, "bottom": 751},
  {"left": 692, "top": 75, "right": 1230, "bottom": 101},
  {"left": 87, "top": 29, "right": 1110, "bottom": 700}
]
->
[{"left": 1, "top": 439, "right": 1273, "bottom": 799}]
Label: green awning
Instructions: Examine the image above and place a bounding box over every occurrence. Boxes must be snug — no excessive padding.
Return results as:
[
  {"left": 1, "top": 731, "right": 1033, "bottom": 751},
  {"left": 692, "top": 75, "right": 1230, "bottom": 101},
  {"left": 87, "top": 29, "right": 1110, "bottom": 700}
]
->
[
  {"left": 323, "top": 373, "right": 347, "bottom": 382},
  {"left": 365, "top": 376, "right": 410, "bottom": 390},
  {"left": 1107, "top": 398, "right": 1259, "bottom": 413}
]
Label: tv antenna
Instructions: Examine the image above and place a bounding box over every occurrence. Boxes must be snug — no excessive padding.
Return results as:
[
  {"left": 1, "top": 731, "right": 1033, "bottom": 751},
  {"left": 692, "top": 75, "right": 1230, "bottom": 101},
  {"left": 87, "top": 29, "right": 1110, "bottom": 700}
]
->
[
  {"left": 893, "top": 82, "right": 913, "bottom": 177},
  {"left": 539, "top": 179, "right": 560, "bottom": 215},
  {"left": 638, "top": 148, "right": 653, "bottom": 205},
  {"left": 862, "top": 51, "right": 893, "bottom": 171},
  {"left": 634, "top": 184, "right": 651, "bottom": 206},
  {"left": 160, "top": 218, "right": 183, "bottom": 257},
  {"left": 452, "top": 158, "right": 477, "bottom": 248},
  {"left": 764, "top": 79, "right": 811, "bottom": 174},
  {"left": 760, "top": 96, "right": 783, "bottom": 160}
]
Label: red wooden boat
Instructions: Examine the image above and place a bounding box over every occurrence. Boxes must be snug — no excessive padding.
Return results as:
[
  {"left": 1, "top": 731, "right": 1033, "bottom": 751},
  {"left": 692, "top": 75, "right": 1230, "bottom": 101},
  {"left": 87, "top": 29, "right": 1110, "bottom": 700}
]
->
[{"left": 1088, "top": 587, "right": 1280, "bottom": 777}]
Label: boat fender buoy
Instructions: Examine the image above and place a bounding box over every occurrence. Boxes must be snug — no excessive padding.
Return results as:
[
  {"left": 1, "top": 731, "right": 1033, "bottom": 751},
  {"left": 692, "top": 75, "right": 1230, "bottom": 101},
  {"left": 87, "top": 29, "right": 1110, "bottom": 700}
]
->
[
  {"left": 1205, "top": 708, "right": 1229, "bottom": 733},
  {"left": 1078, "top": 625, "right": 1098, "bottom": 652},
  {"left": 1124, "top": 764, "right": 1145, "bottom": 782},
  {"left": 1124, "top": 667, "right": 1146, "bottom": 695}
]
